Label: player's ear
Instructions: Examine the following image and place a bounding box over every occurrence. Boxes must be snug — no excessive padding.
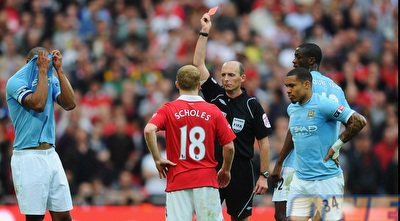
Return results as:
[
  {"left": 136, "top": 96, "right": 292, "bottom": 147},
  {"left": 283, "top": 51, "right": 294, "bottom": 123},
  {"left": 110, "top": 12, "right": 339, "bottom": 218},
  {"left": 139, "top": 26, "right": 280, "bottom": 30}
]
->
[
  {"left": 175, "top": 81, "right": 180, "bottom": 89},
  {"left": 308, "top": 57, "right": 315, "bottom": 65},
  {"left": 241, "top": 73, "right": 246, "bottom": 82},
  {"left": 305, "top": 80, "right": 311, "bottom": 90}
]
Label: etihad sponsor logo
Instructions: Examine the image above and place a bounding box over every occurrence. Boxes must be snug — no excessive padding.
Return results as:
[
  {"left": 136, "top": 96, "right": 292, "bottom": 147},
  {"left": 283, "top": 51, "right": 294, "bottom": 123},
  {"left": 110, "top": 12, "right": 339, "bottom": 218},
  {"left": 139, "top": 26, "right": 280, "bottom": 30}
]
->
[{"left": 291, "top": 125, "right": 317, "bottom": 134}]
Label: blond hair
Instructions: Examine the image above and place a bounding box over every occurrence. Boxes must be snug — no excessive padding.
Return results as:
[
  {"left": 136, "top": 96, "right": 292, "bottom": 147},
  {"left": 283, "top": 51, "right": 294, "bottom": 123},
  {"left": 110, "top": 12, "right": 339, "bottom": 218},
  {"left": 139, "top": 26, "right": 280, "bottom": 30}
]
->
[{"left": 176, "top": 65, "right": 201, "bottom": 91}]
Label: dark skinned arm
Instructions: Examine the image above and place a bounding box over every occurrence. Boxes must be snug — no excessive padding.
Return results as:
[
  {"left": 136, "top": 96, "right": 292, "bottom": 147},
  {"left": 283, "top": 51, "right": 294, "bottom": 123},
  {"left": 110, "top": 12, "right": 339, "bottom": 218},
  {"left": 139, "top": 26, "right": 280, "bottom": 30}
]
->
[
  {"left": 324, "top": 112, "right": 367, "bottom": 162},
  {"left": 23, "top": 50, "right": 50, "bottom": 112},
  {"left": 271, "top": 129, "right": 294, "bottom": 184}
]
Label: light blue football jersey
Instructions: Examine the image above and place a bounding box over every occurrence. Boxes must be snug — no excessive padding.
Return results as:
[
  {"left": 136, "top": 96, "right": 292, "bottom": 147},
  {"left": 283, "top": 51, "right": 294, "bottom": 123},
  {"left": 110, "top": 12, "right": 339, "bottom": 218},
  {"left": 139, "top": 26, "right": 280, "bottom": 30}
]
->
[
  {"left": 282, "top": 71, "right": 350, "bottom": 168},
  {"left": 6, "top": 55, "right": 61, "bottom": 150},
  {"left": 287, "top": 93, "right": 354, "bottom": 180}
]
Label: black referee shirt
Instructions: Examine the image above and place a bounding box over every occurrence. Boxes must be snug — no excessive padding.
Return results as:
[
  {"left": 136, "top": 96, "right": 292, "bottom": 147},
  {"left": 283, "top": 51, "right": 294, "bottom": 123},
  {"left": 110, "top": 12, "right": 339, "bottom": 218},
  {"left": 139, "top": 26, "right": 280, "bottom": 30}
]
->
[{"left": 201, "top": 76, "right": 272, "bottom": 160}]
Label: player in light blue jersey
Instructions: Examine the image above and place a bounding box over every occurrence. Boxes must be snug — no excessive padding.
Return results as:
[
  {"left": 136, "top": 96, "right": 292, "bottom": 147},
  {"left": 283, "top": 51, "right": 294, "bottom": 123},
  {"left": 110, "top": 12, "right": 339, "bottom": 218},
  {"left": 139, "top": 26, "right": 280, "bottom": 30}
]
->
[
  {"left": 283, "top": 67, "right": 366, "bottom": 221},
  {"left": 271, "top": 43, "right": 351, "bottom": 221},
  {"left": 6, "top": 47, "right": 76, "bottom": 221}
]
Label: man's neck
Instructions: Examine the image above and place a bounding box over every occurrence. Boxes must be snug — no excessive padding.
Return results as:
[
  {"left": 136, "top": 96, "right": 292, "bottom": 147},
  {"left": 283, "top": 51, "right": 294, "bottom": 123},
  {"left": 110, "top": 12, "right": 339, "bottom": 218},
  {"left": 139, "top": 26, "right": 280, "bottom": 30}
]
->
[
  {"left": 225, "top": 88, "right": 243, "bottom": 99},
  {"left": 309, "top": 64, "right": 319, "bottom": 72}
]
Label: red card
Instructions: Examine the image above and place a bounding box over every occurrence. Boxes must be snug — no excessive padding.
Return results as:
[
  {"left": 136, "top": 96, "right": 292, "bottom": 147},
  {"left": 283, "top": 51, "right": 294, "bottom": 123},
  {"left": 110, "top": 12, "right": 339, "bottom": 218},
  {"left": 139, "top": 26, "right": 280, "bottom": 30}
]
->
[{"left": 208, "top": 6, "right": 219, "bottom": 16}]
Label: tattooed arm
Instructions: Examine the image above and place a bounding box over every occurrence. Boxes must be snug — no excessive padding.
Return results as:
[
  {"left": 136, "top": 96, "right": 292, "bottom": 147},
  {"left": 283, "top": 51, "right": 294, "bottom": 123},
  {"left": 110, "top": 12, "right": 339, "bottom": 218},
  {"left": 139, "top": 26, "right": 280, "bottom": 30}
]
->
[
  {"left": 324, "top": 112, "right": 367, "bottom": 162},
  {"left": 339, "top": 112, "right": 367, "bottom": 143}
]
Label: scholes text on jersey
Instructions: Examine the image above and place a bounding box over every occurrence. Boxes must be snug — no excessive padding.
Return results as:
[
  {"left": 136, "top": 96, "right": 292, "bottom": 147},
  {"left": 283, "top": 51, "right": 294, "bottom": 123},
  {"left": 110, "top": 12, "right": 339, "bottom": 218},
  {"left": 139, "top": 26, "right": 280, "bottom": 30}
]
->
[{"left": 174, "top": 109, "right": 211, "bottom": 121}]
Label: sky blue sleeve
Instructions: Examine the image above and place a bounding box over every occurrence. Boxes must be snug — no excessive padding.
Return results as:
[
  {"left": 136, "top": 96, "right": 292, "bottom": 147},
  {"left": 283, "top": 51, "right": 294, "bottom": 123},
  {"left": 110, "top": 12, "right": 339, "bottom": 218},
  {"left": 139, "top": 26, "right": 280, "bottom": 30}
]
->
[
  {"left": 52, "top": 74, "right": 61, "bottom": 102},
  {"left": 319, "top": 96, "right": 354, "bottom": 123}
]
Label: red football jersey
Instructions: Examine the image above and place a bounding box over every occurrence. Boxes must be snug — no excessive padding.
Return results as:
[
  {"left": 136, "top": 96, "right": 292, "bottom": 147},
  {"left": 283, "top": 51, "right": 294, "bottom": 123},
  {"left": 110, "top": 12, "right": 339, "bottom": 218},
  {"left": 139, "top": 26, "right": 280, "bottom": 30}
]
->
[{"left": 148, "top": 95, "right": 236, "bottom": 192}]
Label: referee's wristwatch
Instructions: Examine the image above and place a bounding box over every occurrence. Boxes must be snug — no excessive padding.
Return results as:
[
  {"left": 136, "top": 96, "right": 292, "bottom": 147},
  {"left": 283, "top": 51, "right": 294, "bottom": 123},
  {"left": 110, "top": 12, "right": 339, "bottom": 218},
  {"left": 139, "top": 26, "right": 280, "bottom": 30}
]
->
[{"left": 260, "top": 171, "right": 269, "bottom": 178}]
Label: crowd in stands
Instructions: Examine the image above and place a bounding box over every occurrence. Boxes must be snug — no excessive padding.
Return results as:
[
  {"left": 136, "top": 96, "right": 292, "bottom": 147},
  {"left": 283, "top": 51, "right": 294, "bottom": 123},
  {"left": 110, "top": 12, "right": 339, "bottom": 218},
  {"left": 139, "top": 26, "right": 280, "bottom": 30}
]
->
[{"left": 0, "top": 0, "right": 398, "bottom": 206}]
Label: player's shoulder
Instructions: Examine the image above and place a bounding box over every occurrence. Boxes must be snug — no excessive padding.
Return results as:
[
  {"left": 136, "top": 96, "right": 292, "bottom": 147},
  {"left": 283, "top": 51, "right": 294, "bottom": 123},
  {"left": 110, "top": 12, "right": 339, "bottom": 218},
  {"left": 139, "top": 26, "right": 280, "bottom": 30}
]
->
[
  {"left": 161, "top": 100, "right": 179, "bottom": 111},
  {"left": 7, "top": 63, "right": 31, "bottom": 83},
  {"left": 312, "top": 71, "right": 333, "bottom": 81},
  {"left": 5, "top": 72, "right": 22, "bottom": 92},
  {"left": 312, "top": 71, "right": 343, "bottom": 89},
  {"left": 202, "top": 101, "right": 222, "bottom": 111},
  {"left": 313, "top": 93, "right": 340, "bottom": 109},
  {"left": 313, "top": 92, "right": 329, "bottom": 101},
  {"left": 242, "top": 92, "right": 260, "bottom": 106}
]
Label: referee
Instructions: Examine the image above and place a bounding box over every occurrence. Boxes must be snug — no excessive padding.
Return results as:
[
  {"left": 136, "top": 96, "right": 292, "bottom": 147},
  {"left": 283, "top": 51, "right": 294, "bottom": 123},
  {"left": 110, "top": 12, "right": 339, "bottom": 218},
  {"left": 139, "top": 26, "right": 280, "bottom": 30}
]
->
[{"left": 193, "top": 13, "right": 272, "bottom": 221}]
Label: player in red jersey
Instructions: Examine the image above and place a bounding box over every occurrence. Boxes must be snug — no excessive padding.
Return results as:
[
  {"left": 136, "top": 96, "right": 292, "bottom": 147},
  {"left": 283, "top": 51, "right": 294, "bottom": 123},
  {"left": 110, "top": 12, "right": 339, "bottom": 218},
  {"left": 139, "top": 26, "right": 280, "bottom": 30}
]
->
[{"left": 144, "top": 64, "right": 236, "bottom": 221}]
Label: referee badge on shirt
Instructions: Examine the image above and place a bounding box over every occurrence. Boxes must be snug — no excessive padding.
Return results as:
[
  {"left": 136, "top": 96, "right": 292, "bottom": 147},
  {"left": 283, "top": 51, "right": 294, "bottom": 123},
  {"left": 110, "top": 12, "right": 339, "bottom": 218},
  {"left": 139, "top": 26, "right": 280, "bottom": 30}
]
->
[
  {"left": 262, "top": 113, "right": 271, "bottom": 128},
  {"left": 307, "top": 110, "right": 315, "bottom": 120},
  {"left": 232, "top": 117, "right": 245, "bottom": 133}
]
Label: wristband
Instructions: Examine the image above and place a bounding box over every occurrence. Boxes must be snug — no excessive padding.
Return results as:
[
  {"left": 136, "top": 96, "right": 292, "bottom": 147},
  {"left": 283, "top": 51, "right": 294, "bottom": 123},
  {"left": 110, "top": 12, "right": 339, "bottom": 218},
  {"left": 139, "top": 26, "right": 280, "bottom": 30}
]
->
[
  {"left": 331, "top": 139, "right": 344, "bottom": 160},
  {"left": 331, "top": 139, "right": 344, "bottom": 153},
  {"left": 199, "top": 31, "right": 209, "bottom": 37}
]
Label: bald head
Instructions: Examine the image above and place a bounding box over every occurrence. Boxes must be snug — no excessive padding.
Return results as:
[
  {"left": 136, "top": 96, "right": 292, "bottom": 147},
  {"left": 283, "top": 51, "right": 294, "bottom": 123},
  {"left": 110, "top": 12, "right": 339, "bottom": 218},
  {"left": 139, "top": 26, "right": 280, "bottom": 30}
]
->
[
  {"left": 27, "top": 47, "right": 49, "bottom": 61},
  {"left": 222, "top": 61, "right": 244, "bottom": 76}
]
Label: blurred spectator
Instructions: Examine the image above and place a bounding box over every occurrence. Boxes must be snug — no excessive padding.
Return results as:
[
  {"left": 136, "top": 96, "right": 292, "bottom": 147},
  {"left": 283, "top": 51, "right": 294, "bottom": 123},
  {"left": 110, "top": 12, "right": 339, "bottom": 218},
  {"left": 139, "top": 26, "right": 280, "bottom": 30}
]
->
[
  {"left": 103, "top": 114, "right": 139, "bottom": 185},
  {"left": 283, "top": 0, "right": 314, "bottom": 38},
  {"left": 373, "top": 125, "right": 398, "bottom": 176},
  {"left": 113, "top": 2, "right": 147, "bottom": 44},
  {"left": 141, "top": 135, "right": 167, "bottom": 205},
  {"left": 249, "top": 0, "right": 279, "bottom": 42},
  {"left": 212, "top": 1, "right": 238, "bottom": 32},
  {"left": 265, "top": 86, "right": 289, "bottom": 127},
  {"left": 358, "top": 11, "right": 385, "bottom": 60},
  {"left": 80, "top": 79, "right": 113, "bottom": 123},
  {"left": 107, "top": 170, "right": 145, "bottom": 205},
  {"left": 78, "top": 0, "right": 111, "bottom": 42},
  {"left": 0, "top": 35, "right": 25, "bottom": 82},
  {"left": 268, "top": 115, "right": 289, "bottom": 162},
  {"left": 52, "top": 11, "right": 76, "bottom": 52},
  {"left": 65, "top": 127, "right": 101, "bottom": 187},
  {"left": 380, "top": 49, "right": 398, "bottom": 97},
  {"left": 73, "top": 177, "right": 109, "bottom": 206},
  {"left": 0, "top": 117, "right": 13, "bottom": 198},
  {"left": 343, "top": 82, "right": 363, "bottom": 113},
  {"left": 137, "top": 76, "right": 168, "bottom": 118},
  {"left": 346, "top": 131, "right": 381, "bottom": 194},
  {"left": 384, "top": 148, "right": 398, "bottom": 194},
  {"left": 1, "top": 0, "right": 20, "bottom": 35},
  {"left": 74, "top": 182, "right": 95, "bottom": 206}
]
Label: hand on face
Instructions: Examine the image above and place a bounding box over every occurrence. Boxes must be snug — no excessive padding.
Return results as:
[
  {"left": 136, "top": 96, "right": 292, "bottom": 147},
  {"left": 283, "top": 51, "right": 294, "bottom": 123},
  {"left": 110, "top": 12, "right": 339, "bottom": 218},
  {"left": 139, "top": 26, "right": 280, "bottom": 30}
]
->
[
  {"left": 51, "top": 49, "right": 63, "bottom": 70},
  {"left": 36, "top": 50, "right": 50, "bottom": 72}
]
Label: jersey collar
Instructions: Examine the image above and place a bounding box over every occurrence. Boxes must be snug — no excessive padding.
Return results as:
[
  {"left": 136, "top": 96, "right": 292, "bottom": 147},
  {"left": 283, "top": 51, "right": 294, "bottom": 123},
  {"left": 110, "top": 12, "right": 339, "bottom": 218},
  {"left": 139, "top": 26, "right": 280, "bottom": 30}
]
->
[{"left": 177, "top": 95, "right": 205, "bottom": 102}]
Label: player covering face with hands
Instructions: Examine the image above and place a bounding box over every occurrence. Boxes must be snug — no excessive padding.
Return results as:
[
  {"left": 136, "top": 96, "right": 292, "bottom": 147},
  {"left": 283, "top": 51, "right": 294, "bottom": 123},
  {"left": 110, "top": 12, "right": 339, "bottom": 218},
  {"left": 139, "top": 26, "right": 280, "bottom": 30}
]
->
[{"left": 6, "top": 46, "right": 76, "bottom": 221}]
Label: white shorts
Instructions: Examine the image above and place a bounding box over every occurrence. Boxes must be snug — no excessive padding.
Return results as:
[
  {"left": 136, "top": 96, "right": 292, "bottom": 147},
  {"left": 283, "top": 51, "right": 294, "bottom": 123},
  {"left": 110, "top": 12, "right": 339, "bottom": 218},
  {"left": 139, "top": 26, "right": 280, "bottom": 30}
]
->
[
  {"left": 166, "top": 187, "right": 223, "bottom": 221},
  {"left": 11, "top": 148, "right": 73, "bottom": 215},
  {"left": 272, "top": 166, "right": 295, "bottom": 202},
  {"left": 287, "top": 173, "right": 344, "bottom": 221}
]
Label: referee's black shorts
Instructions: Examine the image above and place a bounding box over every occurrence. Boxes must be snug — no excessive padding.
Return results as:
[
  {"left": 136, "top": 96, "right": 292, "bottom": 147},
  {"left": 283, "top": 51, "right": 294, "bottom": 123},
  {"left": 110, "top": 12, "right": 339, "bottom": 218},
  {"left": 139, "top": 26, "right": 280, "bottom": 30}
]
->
[{"left": 217, "top": 157, "right": 255, "bottom": 219}]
